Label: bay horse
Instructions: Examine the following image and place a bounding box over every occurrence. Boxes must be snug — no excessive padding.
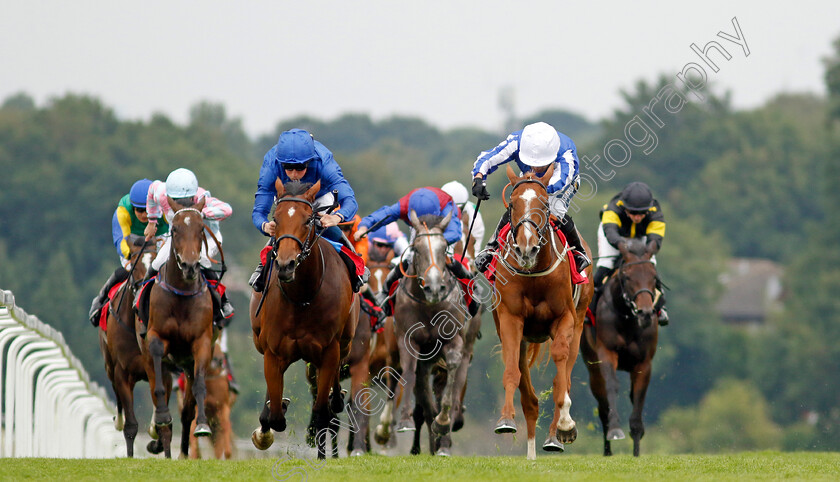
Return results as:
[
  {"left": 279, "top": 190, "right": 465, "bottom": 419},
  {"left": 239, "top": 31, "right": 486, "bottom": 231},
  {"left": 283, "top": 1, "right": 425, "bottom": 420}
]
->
[
  {"left": 249, "top": 179, "right": 358, "bottom": 459},
  {"left": 97, "top": 234, "right": 170, "bottom": 457},
  {"left": 140, "top": 197, "right": 215, "bottom": 459},
  {"left": 393, "top": 210, "right": 470, "bottom": 457},
  {"left": 177, "top": 339, "right": 237, "bottom": 459},
  {"left": 581, "top": 238, "right": 660, "bottom": 457},
  {"left": 491, "top": 164, "right": 593, "bottom": 460}
]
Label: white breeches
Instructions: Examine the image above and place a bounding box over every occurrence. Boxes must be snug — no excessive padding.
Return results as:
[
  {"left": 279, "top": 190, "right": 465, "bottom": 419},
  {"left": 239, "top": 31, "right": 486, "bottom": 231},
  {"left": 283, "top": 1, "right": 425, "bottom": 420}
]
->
[{"left": 151, "top": 225, "right": 223, "bottom": 271}]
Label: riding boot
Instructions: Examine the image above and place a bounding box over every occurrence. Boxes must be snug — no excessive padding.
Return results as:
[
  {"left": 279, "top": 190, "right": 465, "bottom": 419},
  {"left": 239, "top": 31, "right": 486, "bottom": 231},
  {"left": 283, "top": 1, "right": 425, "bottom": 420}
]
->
[
  {"left": 202, "top": 267, "right": 234, "bottom": 327},
  {"left": 588, "top": 266, "right": 614, "bottom": 315},
  {"left": 376, "top": 260, "right": 406, "bottom": 317},
  {"left": 223, "top": 352, "right": 240, "bottom": 395},
  {"left": 557, "top": 214, "right": 591, "bottom": 272},
  {"left": 89, "top": 267, "right": 130, "bottom": 326},
  {"left": 326, "top": 226, "right": 370, "bottom": 293},
  {"left": 248, "top": 262, "right": 266, "bottom": 292},
  {"left": 475, "top": 210, "right": 511, "bottom": 273},
  {"left": 654, "top": 283, "right": 669, "bottom": 326}
]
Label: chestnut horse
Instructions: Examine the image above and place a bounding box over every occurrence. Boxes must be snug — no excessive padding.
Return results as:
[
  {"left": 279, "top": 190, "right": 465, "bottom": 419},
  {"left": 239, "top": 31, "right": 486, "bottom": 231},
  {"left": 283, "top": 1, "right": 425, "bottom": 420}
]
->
[
  {"left": 140, "top": 197, "right": 215, "bottom": 459},
  {"left": 98, "top": 235, "right": 170, "bottom": 457},
  {"left": 492, "top": 164, "right": 593, "bottom": 460},
  {"left": 249, "top": 179, "right": 358, "bottom": 459},
  {"left": 177, "top": 339, "right": 237, "bottom": 459},
  {"left": 581, "top": 238, "right": 660, "bottom": 457}
]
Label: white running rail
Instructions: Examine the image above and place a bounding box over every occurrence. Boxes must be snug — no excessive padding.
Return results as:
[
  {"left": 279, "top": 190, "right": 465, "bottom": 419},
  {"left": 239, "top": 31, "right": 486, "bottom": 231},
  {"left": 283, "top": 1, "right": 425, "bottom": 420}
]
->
[{"left": 1, "top": 289, "right": 122, "bottom": 458}]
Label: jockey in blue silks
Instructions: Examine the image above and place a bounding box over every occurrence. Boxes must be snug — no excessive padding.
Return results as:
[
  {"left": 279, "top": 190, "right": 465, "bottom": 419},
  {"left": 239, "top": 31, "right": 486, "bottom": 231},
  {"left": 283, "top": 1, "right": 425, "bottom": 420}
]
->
[
  {"left": 249, "top": 128, "right": 367, "bottom": 292},
  {"left": 353, "top": 187, "right": 476, "bottom": 315},
  {"left": 471, "top": 121, "right": 591, "bottom": 275}
]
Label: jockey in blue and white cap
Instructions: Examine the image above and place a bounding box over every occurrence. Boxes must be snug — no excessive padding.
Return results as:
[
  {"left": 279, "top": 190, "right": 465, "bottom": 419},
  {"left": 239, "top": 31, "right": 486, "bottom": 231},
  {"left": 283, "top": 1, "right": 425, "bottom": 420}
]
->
[
  {"left": 470, "top": 121, "right": 590, "bottom": 274},
  {"left": 354, "top": 187, "right": 474, "bottom": 312},
  {"left": 250, "top": 128, "right": 366, "bottom": 292}
]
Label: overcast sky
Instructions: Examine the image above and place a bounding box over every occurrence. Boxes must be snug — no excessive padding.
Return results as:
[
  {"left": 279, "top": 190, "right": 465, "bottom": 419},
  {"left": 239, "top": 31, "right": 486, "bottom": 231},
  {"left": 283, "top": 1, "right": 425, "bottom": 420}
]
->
[{"left": 1, "top": 1, "right": 838, "bottom": 138}]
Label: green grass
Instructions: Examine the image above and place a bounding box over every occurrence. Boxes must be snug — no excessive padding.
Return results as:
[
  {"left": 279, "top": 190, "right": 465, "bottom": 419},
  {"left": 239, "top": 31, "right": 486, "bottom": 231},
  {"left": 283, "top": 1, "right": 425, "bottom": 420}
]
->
[{"left": 1, "top": 452, "right": 839, "bottom": 481}]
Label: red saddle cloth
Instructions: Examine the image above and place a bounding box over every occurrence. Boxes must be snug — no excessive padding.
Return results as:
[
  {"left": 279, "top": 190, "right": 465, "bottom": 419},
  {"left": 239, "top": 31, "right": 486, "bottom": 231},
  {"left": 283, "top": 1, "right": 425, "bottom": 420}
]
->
[
  {"left": 484, "top": 221, "right": 588, "bottom": 285},
  {"left": 259, "top": 244, "right": 366, "bottom": 277},
  {"left": 386, "top": 276, "right": 476, "bottom": 315},
  {"left": 99, "top": 281, "right": 127, "bottom": 332}
]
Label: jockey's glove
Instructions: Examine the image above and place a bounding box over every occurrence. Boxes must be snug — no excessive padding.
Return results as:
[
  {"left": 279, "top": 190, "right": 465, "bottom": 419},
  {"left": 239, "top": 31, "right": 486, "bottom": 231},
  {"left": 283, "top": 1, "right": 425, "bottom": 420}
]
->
[{"left": 472, "top": 177, "right": 490, "bottom": 200}]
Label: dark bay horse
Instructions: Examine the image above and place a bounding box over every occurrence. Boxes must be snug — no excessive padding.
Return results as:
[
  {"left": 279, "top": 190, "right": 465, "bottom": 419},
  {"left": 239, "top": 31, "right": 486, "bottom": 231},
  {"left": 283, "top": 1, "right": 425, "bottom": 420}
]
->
[
  {"left": 140, "top": 197, "right": 215, "bottom": 459},
  {"left": 98, "top": 235, "right": 170, "bottom": 457},
  {"left": 581, "top": 238, "right": 660, "bottom": 457},
  {"left": 492, "top": 164, "right": 593, "bottom": 460},
  {"left": 393, "top": 210, "right": 470, "bottom": 457},
  {"left": 249, "top": 179, "right": 358, "bottom": 459}
]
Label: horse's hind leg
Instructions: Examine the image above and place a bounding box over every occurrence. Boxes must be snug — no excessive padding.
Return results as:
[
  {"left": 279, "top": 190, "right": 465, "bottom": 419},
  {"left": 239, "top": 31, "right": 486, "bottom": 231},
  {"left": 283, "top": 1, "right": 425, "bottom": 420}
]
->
[
  {"left": 549, "top": 312, "right": 579, "bottom": 446},
  {"left": 348, "top": 352, "right": 371, "bottom": 456},
  {"left": 114, "top": 369, "right": 139, "bottom": 457},
  {"left": 180, "top": 374, "right": 198, "bottom": 458},
  {"left": 517, "top": 341, "right": 540, "bottom": 460},
  {"left": 585, "top": 359, "right": 615, "bottom": 456},
  {"left": 314, "top": 341, "right": 341, "bottom": 459},
  {"left": 628, "top": 361, "right": 652, "bottom": 457},
  {"left": 597, "top": 350, "right": 624, "bottom": 444}
]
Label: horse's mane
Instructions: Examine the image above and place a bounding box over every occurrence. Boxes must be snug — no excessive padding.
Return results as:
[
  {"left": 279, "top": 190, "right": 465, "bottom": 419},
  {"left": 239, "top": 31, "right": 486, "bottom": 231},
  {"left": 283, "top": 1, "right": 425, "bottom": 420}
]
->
[
  {"left": 416, "top": 214, "right": 445, "bottom": 231},
  {"left": 281, "top": 181, "right": 314, "bottom": 197},
  {"left": 623, "top": 238, "right": 648, "bottom": 257}
]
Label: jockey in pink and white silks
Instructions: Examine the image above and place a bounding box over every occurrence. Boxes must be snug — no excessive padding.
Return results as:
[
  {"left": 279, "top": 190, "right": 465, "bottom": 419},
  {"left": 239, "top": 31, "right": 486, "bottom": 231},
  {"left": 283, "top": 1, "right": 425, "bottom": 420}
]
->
[
  {"left": 470, "top": 122, "right": 590, "bottom": 275},
  {"left": 144, "top": 168, "right": 235, "bottom": 324}
]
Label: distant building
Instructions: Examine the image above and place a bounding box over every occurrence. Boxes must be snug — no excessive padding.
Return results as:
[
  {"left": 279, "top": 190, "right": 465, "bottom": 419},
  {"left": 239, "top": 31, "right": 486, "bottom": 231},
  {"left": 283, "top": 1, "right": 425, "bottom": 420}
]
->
[{"left": 716, "top": 258, "right": 784, "bottom": 326}]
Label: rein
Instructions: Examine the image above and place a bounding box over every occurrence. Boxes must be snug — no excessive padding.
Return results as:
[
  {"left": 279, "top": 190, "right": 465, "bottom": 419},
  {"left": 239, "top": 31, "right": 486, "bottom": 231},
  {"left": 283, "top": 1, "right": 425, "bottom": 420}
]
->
[
  {"left": 276, "top": 244, "right": 326, "bottom": 307},
  {"left": 616, "top": 259, "right": 657, "bottom": 317}
]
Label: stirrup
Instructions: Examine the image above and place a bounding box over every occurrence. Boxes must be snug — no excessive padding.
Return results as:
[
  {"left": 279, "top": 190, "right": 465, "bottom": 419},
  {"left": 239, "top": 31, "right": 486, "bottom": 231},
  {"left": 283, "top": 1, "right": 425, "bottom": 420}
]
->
[{"left": 573, "top": 251, "right": 591, "bottom": 271}]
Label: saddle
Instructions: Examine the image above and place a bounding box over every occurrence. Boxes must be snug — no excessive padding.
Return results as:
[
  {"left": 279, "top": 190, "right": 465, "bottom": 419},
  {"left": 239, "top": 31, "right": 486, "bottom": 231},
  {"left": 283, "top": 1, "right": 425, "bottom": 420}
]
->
[
  {"left": 484, "top": 220, "right": 587, "bottom": 285},
  {"left": 135, "top": 278, "right": 155, "bottom": 334}
]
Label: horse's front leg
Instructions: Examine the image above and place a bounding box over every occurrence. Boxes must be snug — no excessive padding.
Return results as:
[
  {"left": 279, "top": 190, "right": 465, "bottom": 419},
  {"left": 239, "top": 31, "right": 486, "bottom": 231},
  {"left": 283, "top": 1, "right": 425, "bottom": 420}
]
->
[
  {"left": 597, "top": 346, "right": 624, "bottom": 442},
  {"left": 517, "top": 340, "right": 540, "bottom": 460},
  {"left": 251, "top": 352, "right": 291, "bottom": 450},
  {"left": 628, "top": 360, "right": 653, "bottom": 457},
  {"left": 179, "top": 373, "right": 197, "bottom": 458},
  {"left": 495, "top": 313, "right": 523, "bottom": 434},
  {"left": 395, "top": 333, "right": 419, "bottom": 433},
  {"left": 432, "top": 335, "right": 464, "bottom": 440},
  {"left": 192, "top": 332, "right": 213, "bottom": 438},
  {"left": 549, "top": 310, "right": 578, "bottom": 446},
  {"left": 114, "top": 368, "right": 138, "bottom": 457},
  {"left": 146, "top": 334, "right": 173, "bottom": 458},
  {"left": 314, "top": 340, "right": 341, "bottom": 459}
]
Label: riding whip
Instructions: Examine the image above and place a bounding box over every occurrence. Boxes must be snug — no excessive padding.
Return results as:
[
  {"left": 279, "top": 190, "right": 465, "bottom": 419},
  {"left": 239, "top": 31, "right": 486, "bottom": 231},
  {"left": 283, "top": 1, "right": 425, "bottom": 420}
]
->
[{"left": 460, "top": 197, "right": 482, "bottom": 261}]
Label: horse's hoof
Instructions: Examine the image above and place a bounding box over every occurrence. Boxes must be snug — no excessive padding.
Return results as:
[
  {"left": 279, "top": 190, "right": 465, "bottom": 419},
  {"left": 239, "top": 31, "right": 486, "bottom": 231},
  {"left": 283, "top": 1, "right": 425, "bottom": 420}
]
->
[
  {"left": 350, "top": 449, "right": 365, "bottom": 457},
  {"left": 251, "top": 428, "right": 274, "bottom": 450},
  {"left": 146, "top": 439, "right": 164, "bottom": 455},
  {"left": 148, "top": 423, "right": 158, "bottom": 439},
  {"left": 374, "top": 425, "right": 390, "bottom": 445},
  {"left": 435, "top": 447, "right": 451, "bottom": 457},
  {"left": 194, "top": 423, "right": 212, "bottom": 437},
  {"left": 396, "top": 419, "right": 416, "bottom": 432},
  {"left": 542, "top": 436, "right": 565, "bottom": 452},
  {"left": 431, "top": 419, "right": 450, "bottom": 436},
  {"left": 178, "top": 453, "right": 187, "bottom": 460},
  {"left": 559, "top": 426, "right": 578, "bottom": 444},
  {"left": 494, "top": 418, "right": 517, "bottom": 434},
  {"left": 607, "top": 428, "right": 625, "bottom": 441},
  {"left": 281, "top": 397, "right": 291, "bottom": 414},
  {"left": 114, "top": 413, "right": 124, "bottom": 431}
]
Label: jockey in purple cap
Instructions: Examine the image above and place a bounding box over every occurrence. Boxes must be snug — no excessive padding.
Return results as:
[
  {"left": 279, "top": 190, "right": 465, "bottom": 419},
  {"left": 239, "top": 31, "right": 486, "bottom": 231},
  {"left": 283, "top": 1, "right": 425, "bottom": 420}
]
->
[
  {"left": 354, "top": 187, "right": 476, "bottom": 315},
  {"left": 249, "top": 128, "right": 368, "bottom": 293}
]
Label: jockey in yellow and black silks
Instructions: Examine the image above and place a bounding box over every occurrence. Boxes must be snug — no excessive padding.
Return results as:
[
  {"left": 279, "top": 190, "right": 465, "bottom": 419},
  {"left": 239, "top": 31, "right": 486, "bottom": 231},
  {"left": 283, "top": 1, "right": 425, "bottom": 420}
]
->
[{"left": 590, "top": 182, "right": 669, "bottom": 325}]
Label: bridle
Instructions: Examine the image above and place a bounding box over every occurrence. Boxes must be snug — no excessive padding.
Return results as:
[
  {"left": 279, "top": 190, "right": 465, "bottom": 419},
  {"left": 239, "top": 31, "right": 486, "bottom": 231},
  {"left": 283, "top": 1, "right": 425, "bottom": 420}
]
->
[
  {"left": 616, "top": 259, "right": 657, "bottom": 318},
  {"left": 400, "top": 225, "right": 456, "bottom": 302},
  {"left": 505, "top": 178, "right": 551, "bottom": 246},
  {"left": 159, "top": 207, "right": 209, "bottom": 297}
]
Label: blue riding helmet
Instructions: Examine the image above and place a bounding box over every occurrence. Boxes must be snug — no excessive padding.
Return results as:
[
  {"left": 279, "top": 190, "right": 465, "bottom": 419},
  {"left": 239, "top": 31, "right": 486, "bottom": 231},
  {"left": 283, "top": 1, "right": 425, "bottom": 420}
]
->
[
  {"left": 274, "top": 128, "right": 317, "bottom": 164},
  {"left": 407, "top": 188, "right": 442, "bottom": 217},
  {"left": 129, "top": 179, "right": 153, "bottom": 208}
]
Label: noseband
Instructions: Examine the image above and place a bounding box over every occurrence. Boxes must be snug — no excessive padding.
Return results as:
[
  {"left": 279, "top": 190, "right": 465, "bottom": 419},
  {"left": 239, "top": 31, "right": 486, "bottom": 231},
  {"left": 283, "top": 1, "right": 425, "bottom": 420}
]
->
[
  {"left": 508, "top": 179, "right": 550, "bottom": 246},
  {"left": 617, "top": 260, "right": 657, "bottom": 317},
  {"left": 400, "top": 228, "right": 455, "bottom": 302}
]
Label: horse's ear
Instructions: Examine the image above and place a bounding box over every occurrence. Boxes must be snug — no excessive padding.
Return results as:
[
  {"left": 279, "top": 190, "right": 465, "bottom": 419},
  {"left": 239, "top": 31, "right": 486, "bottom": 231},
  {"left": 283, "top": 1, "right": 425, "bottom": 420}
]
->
[
  {"left": 618, "top": 240, "right": 630, "bottom": 258},
  {"left": 304, "top": 180, "right": 322, "bottom": 202},
  {"left": 275, "top": 178, "right": 285, "bottom": 197},
  {"left": 506, "top": 165, "right": 518, "bottom": 184},
  {"left": 644, "top": 241, "right": 657, "bottom": 259},
  {"left": 167, "top": 195, "right": 183, "bottom": 212},
  {"left": 194, "top": 196, "right": 206, "bottom": 213},
  {"left": 409, "top": 209, "right": 421, "bottom": 229},
  {"left": 540, "top": 163, "right": 555, "bottom": 186},
  {"left": 438, "top": 209, "right": 452, "bottom": 232}
]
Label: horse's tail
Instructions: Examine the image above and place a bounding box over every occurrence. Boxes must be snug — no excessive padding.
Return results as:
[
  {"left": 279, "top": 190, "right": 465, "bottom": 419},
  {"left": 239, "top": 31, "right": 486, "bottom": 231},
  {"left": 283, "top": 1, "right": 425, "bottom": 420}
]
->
[{"left": 527, "top": 342, "right": 548, "bottom": 368}]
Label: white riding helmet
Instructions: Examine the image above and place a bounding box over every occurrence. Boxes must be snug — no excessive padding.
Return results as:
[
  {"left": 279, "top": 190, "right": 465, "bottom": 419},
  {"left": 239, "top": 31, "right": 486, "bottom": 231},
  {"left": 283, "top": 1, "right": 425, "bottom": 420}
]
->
[
  {"left": 441, "top": 181, "right": 469, "bottom": 205},
  {"left": 519, "top": 122, "right": 561, "bottom": 167},
  {"left": 165, "top": 168, "right": 199, "bottom": 198}
]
